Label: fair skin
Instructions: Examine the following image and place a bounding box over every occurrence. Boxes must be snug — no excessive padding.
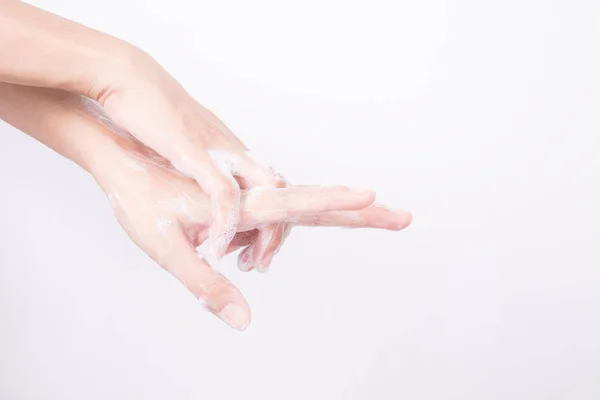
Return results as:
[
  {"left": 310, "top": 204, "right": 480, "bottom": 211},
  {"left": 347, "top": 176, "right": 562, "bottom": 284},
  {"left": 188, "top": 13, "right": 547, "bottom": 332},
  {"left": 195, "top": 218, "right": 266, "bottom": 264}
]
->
[
  {"left": 0, "top": 1, "right": 412, "bottom": 329},
  {"left": 0, "top": 0, "right": 282, "bottom": 260}
]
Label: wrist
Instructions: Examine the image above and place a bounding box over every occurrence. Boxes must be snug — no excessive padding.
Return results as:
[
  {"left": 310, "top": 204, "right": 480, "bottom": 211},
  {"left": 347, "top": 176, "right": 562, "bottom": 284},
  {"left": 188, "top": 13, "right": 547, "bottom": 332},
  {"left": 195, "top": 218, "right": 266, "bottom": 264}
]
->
[
  {"left": 82, "top": 117, "right": 143, "bottom": 185},
  {"left": 0, "top": 1, "right": 153, "bottom": 99},
  {"left": 84, "top": 43, "right": 157, "bottom": 102}
]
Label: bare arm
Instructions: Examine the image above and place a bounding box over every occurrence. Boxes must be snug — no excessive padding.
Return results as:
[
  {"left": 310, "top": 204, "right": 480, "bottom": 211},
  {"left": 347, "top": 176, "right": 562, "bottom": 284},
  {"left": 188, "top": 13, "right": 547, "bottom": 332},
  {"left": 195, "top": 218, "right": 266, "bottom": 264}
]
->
[{"left": 0, "top": 0, "right": 139, "bottom": 97}]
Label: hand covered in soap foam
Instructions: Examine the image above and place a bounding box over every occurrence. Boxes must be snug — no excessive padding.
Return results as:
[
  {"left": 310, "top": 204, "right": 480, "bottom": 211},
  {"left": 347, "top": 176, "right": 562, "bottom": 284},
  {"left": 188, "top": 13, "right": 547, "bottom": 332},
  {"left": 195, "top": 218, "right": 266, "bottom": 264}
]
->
[
  {"left": 84, "top": 100, "right": 410, "bottom": 330},
  {"left": 98, "top": 55, "right": 288, "bottom": 261},
  {"left": 97, "top": 62, "right": 335, "bottom": 274},
  {"left": 0, "top": 0, "right": 372, "bottom": 270},
  {"left": 94, "top": 137, "right": 386, "bottom": 329},
  {"left": 0, "top": 0, "right": 280, "bottom": 259},
  {"left": 0, "top": 85, "right": 412, "bottom": 331}
]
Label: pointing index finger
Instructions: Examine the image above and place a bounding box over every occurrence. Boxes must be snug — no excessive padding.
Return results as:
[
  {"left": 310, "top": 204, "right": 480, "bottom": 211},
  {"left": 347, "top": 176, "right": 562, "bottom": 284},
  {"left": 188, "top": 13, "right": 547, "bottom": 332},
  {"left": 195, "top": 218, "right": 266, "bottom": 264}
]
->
[{"left": 237, "top": 186, "right": 375, "bottom": 230}]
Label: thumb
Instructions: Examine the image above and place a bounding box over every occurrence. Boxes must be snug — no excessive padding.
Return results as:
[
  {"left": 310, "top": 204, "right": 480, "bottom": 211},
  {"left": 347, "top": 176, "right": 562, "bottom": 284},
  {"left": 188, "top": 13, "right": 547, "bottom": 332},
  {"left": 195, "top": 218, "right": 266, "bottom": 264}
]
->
[{"left": 157, "top": 232, "right": 250, "bottom": 330}]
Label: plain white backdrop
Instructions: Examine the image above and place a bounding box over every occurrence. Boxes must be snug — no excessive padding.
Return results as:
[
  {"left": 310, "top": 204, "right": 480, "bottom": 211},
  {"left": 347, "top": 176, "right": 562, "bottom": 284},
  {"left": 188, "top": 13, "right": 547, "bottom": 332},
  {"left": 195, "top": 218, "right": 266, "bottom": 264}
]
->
[{"left": 1, "top": 0, "right": 600, "bottom": 398}]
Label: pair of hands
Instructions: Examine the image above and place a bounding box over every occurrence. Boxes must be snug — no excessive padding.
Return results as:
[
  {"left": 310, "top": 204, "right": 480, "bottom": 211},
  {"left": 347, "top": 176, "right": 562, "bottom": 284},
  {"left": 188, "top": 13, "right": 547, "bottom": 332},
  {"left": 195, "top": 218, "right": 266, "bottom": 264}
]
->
[
  {"left": 82, "top": 96, "right": 411, "bottom": 331},
  {"left": 0, "top": 1, "right": 412, "bottom": 330},
  {"left": 0, "top": 86, "right": 411, "bottom": 330},
  {"left": 2, "top": 0, "right": 292, "bottom": 262}
]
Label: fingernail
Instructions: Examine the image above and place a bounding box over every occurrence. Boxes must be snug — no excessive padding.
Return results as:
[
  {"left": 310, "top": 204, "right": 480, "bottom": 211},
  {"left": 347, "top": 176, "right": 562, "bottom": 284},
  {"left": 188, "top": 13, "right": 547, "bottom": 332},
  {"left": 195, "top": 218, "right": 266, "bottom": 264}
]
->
[
  {"left": 238, "top": 246, "right": 254, "bottom": 272},
  {"left": 219, "top": 304, "right": 250, "bottom": 330}
]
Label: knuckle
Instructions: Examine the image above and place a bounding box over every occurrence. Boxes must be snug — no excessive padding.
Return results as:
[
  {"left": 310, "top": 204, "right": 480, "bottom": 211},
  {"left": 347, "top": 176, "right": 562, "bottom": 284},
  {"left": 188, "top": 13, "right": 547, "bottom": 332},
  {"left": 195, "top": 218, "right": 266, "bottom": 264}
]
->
[
  {"left": 204, "top": 277, "right": 231, "bottom": 298},
  {"left": 213, "top": 177, "right": 240, "bottom": 201}
]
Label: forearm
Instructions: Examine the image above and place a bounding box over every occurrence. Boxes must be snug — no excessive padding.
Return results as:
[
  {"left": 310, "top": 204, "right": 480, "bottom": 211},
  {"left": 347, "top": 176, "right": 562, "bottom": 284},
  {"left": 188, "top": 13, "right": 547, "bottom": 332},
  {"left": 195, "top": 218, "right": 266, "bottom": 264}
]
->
[
  {"left": 0, "top": 0, "right": 141, "bottom": 98},
  {"left": 0, "top": 83, "right": 127, "bottom": 174}
]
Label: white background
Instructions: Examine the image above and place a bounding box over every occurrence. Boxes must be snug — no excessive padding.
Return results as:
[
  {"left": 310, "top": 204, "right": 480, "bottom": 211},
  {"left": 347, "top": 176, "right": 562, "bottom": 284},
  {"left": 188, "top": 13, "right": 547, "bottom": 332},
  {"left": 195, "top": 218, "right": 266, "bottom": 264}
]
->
[{"left": 1, "top": 0, "right": 600, "bottom": 398}]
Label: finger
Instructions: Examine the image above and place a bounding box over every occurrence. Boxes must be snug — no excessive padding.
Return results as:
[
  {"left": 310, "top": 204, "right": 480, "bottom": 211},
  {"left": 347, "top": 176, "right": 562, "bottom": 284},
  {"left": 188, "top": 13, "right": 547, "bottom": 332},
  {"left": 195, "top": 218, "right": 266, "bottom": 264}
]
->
[
  {"left": 233, "top": 154, "right": 288, "bottom": 271},
  {"left": 191, "top": 157, "right": 241, "bottom": 259},
  {"left": 237, "top": 243, "right": 255, "bottom": 272},
  {"left": 249, "top": 225, "right": 274, "bottom": 270},
  {"left": 244, "top": 225, "right": 274, "bottom": 272},
  {"left": 234, "top": 152, "right": 285, "bottom": 188},
  {"left": 254, "top": 223, "right": 286, "bottom": 273},
  {"left": 296, "top": 205, "right": 413, "bottom": 231},
  {"left": 229, "top": 230, "right": 259, "bottom": 248},
  {"left": 158, "top": 232, "right": 250, "bottom": 330},
  {"left": 225, "top": 245, "right": 245, "bottom": 255},
  {"left": 232, "top": 153, "right": 297, "bottom": 273},
  {"left": 238, "top": 186, "right": 375, "bottom": 230},
  {"left": 226, "top": 230, "right": 258, "bottom": 255},
  {"left": 235, "top": 184, "right": 373, "bottom": 269},
  {"left": 275, "top": 224, "right": 293, "bottom": 256}
]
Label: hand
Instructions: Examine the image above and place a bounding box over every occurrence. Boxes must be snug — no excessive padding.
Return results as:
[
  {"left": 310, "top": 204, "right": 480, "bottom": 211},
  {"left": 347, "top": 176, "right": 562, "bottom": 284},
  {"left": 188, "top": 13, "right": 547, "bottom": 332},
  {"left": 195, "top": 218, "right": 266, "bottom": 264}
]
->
[
  {"left": 92, "top": 130, "right": 403, "bottom": 330},
  {"left": 0, "top": 84, "right": 412, "bottom": 331},
  {"left": 0, "top": 0, "right": 283, "bottom": 258},
  {"left": 81, "top": 100, "right": 411, "bottom": 330},
  {"left": 94, "top": 51, "right": 299, "bottom": 262},
  {"left": 0, "top": 0, "right": 378, "bottom": 270}
]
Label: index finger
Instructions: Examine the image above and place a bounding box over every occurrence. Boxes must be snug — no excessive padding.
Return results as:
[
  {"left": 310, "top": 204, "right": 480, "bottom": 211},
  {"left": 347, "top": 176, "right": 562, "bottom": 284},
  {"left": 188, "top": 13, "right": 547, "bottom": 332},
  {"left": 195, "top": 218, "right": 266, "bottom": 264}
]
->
[
  {"left": 237, "top": 186, "right": 375, "bottom": 230},
  {"left": 297, "top": 205, "right": 413, "bottom": 231}
]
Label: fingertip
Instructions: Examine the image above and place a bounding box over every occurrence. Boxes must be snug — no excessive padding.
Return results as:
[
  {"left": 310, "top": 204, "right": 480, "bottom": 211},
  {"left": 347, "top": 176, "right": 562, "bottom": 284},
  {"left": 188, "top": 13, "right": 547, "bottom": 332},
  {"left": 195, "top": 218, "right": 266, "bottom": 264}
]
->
[
  {"left": 358, "top": 188, "right": 376, "bottom": 207},
  {"left": 237, "top": 245, "right": 255, "bottom": 272},
  {"left": 405, "top": 211, "right": 413, "bottom": 226},
  {"left": 218, "top": 303, "right": 251, "bottom": 331},
  {"left": 392, "top": 210, "right": 413, "bottom": 231},
  {"left": 197, "top": 276, "right": 251, "bottom": 330}
]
